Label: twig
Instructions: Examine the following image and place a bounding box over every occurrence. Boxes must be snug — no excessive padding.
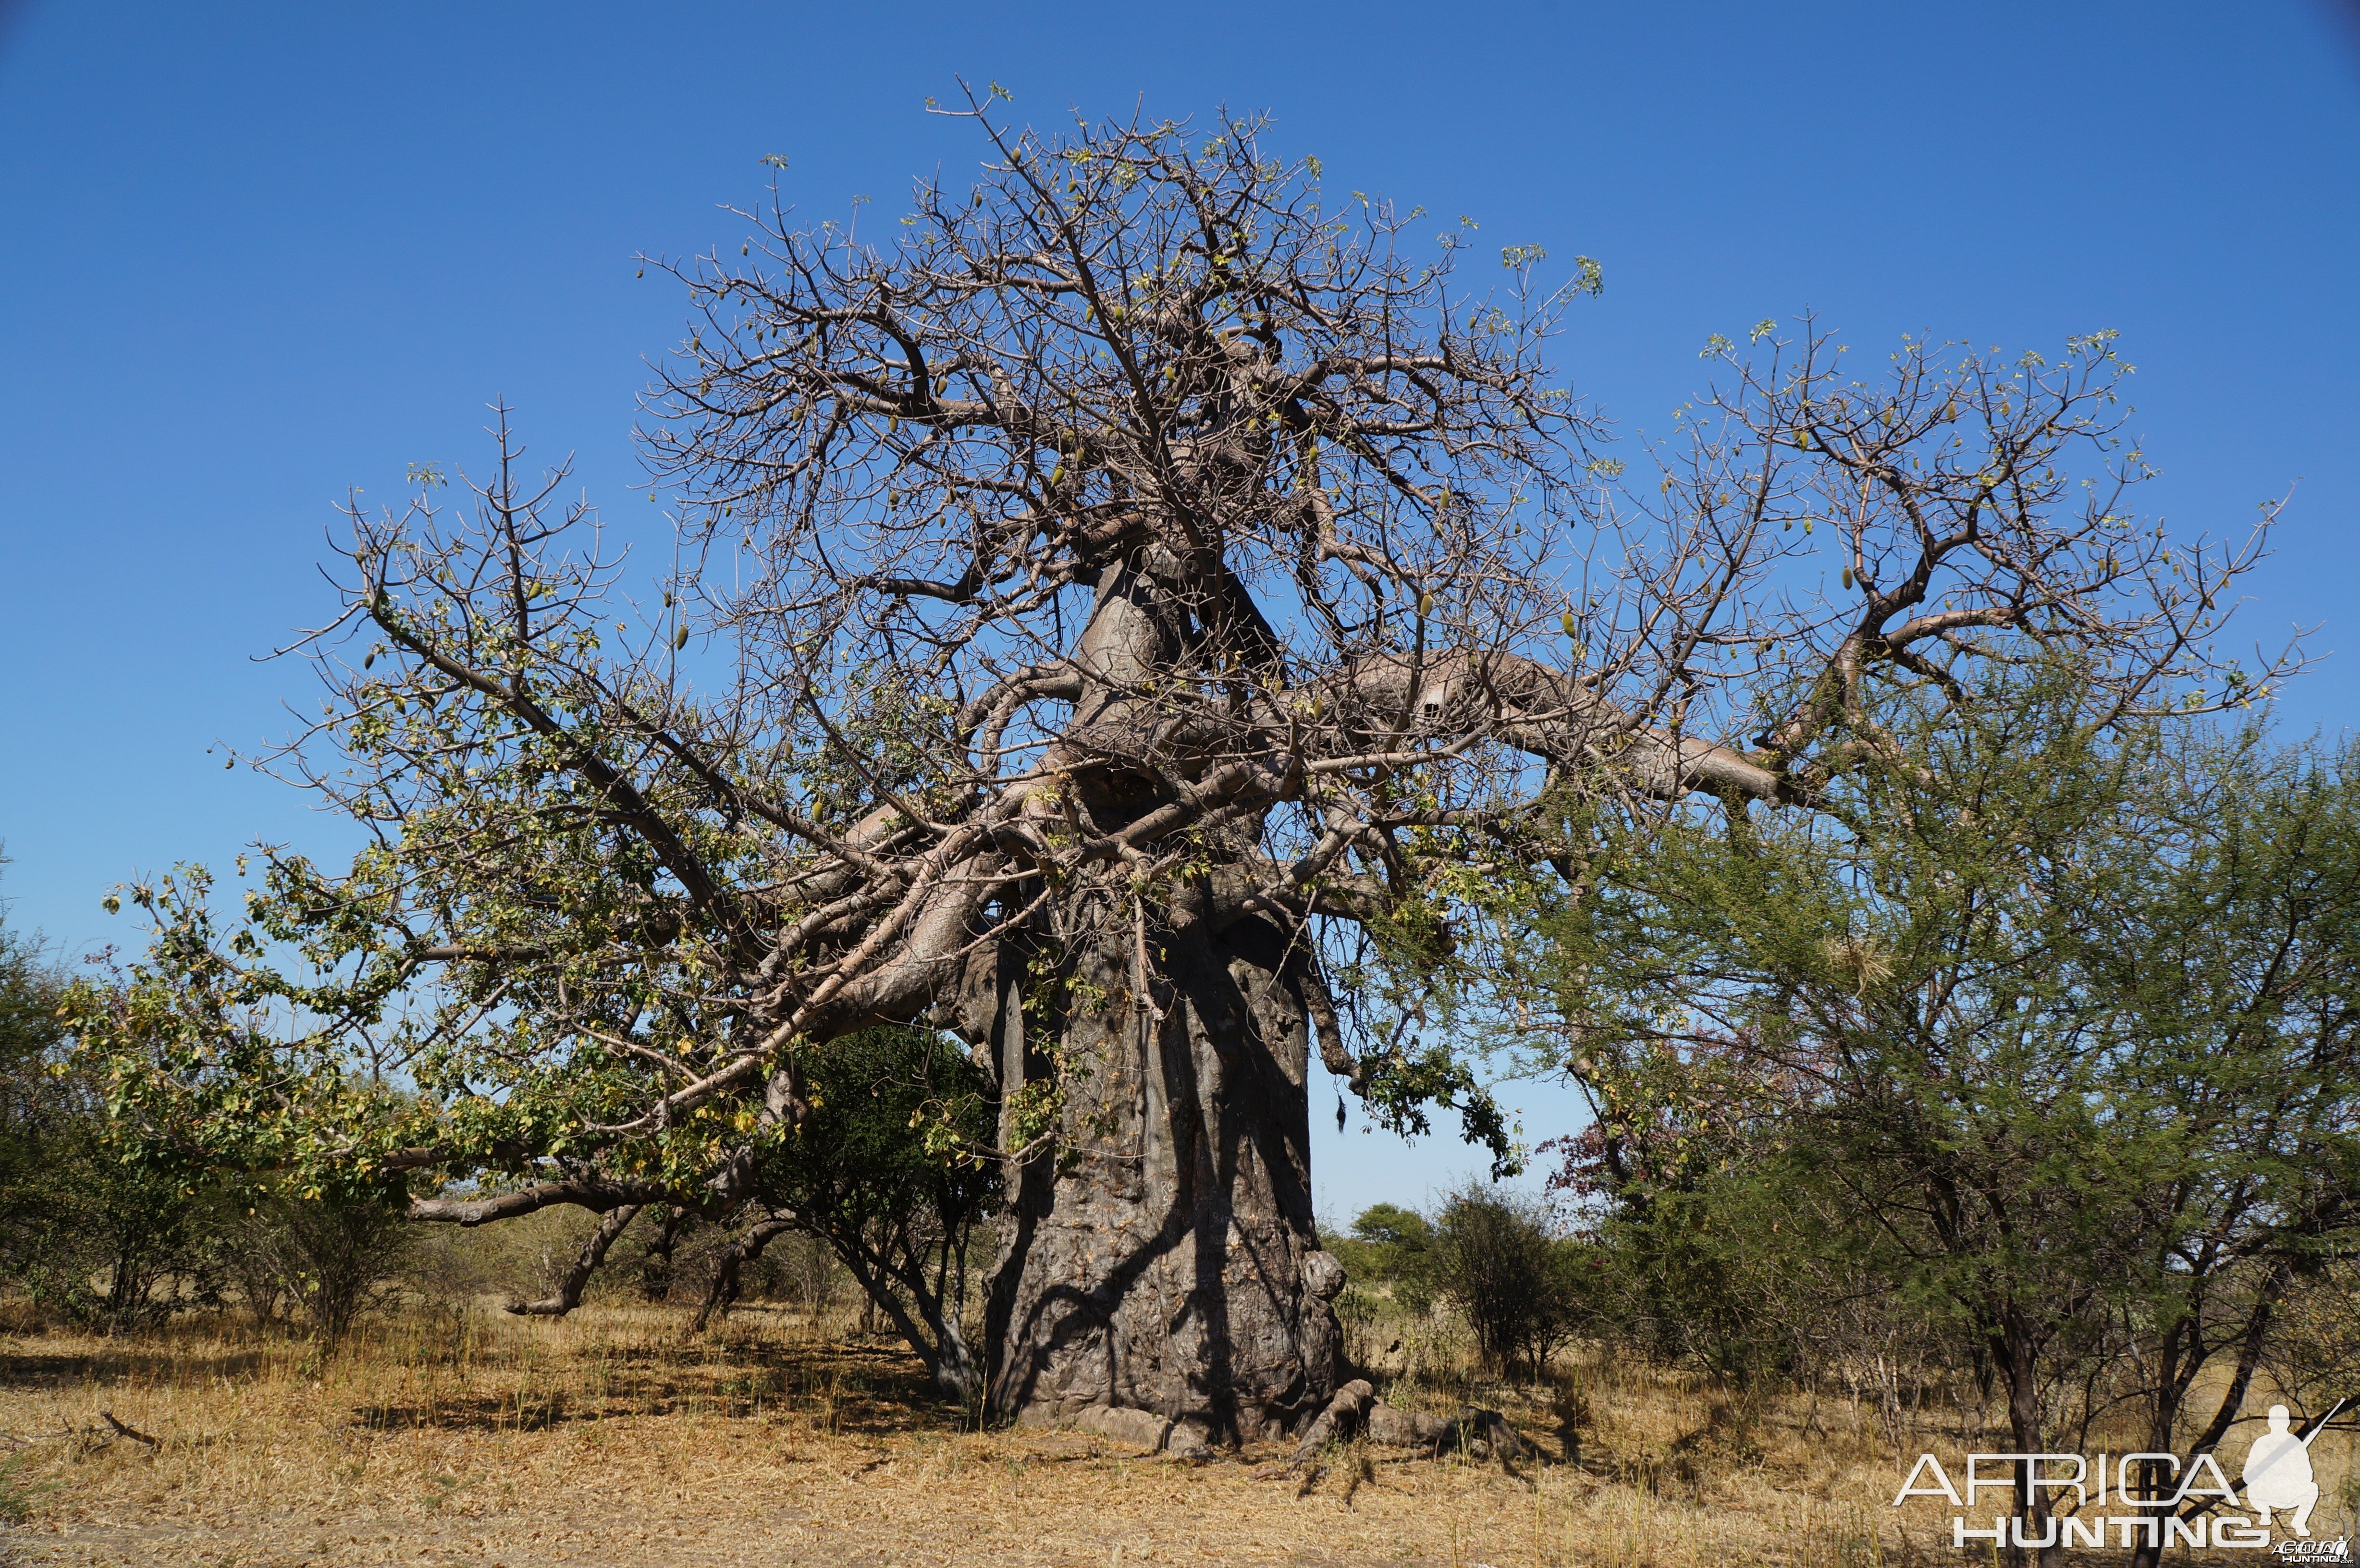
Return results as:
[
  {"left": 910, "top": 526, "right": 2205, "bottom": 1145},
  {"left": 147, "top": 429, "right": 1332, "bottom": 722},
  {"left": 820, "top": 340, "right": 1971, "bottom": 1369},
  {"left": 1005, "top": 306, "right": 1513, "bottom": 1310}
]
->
[{"left": 98, "top": 1411, "right": 160, "bottom": 1448}]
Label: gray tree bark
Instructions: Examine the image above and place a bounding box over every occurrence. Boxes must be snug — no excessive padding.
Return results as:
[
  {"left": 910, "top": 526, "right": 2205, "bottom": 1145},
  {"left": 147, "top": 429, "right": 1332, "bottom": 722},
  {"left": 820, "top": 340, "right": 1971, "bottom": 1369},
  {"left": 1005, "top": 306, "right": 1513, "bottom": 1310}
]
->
[{"left": 975, "top": 908, "right": 1343, "bottom": 1442}]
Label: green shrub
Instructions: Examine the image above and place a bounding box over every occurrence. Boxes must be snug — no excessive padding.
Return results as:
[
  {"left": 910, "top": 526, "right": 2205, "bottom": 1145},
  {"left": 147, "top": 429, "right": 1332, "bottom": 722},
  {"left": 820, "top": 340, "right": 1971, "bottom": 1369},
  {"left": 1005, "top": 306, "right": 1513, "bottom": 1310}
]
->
[
  {"left": 234, "top": 1179, "right": 416, "bottom": 1350},
  {"left": 0, "top": 893, "right": 229, "bottom": 1332},
  {"left": 1431, "top": 1188, "right": 1588, "bottom": 1381}
]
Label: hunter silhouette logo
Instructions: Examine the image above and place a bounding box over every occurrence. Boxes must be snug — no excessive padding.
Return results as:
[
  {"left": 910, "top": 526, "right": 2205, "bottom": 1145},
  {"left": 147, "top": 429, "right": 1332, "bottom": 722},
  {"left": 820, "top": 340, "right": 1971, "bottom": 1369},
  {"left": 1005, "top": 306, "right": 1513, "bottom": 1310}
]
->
[
  {"left": 2247, "top": 1404, "right": 2331, "bottom": 1538},
  {"left": 1892, "top": 1397, "right": 2351, "bottom": 1553}
]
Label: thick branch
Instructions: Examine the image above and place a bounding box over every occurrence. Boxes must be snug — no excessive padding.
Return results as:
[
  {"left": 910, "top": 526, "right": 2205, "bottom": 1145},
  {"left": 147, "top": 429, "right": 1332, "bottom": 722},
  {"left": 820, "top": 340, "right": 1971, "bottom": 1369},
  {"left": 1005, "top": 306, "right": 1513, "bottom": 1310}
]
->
[{"left": 505, "top": 1203, "right": 643, "bottom": 1317}]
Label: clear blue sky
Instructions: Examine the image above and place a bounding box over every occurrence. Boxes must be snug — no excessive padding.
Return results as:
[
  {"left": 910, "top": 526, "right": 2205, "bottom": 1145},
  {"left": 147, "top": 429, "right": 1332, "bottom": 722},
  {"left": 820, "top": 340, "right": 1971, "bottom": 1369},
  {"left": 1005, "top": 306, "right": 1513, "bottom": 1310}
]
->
[{"left": 2, "top": 1, "right": 2355, "bottom": 1220}]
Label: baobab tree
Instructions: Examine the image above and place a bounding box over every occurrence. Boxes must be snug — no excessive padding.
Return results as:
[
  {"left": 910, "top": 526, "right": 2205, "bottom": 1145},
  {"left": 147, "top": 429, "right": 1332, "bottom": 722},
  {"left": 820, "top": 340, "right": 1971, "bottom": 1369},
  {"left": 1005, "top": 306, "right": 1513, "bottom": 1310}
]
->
[{"left": 79, "top": 90, "right": 2289, "bottom": 1440}]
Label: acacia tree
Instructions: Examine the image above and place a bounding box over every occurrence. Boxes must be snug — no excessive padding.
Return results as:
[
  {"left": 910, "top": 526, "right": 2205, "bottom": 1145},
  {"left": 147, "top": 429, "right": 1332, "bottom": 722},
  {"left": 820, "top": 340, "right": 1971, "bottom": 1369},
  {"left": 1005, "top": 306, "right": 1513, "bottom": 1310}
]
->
[
  {"left": 1537, "top": 678, "right": 2360, "bottom": 1568},
  {"left": 77, "top": 92, "right": 2288, "bottom": 1438}
]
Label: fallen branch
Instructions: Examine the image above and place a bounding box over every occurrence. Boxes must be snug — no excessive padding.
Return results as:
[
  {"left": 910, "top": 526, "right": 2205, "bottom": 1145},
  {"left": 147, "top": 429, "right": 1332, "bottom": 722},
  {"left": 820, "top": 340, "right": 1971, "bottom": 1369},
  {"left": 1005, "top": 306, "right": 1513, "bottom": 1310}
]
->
[{"left": 98, "top": 1410, "right": 160, "bottom": 1448}]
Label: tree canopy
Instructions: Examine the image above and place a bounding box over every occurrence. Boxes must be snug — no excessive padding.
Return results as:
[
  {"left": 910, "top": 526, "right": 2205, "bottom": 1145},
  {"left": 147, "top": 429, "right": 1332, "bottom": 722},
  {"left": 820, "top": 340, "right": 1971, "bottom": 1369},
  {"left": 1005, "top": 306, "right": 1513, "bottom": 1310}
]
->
[{"left": 1536, "top": 669, "right": 2360, "bottom": 1557}]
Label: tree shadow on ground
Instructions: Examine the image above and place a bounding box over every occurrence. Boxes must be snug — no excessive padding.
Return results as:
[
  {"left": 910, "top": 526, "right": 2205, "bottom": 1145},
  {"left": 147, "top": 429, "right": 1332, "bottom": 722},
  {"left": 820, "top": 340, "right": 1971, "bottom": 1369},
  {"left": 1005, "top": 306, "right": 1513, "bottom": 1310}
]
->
[
  {"left": 346, "top": 1331, "right": 959, "bottom": 1437},
  {"left": 0, "top": 1345, "right": 277, "bottom": 1390}
]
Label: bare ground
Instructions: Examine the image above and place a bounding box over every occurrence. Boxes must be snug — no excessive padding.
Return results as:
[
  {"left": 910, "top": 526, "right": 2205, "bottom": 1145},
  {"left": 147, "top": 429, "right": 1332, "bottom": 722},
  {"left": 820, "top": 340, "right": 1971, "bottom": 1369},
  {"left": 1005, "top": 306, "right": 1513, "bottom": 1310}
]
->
[{"left": 0, "top": 1303, "right": 2310, "bottom": 1567}]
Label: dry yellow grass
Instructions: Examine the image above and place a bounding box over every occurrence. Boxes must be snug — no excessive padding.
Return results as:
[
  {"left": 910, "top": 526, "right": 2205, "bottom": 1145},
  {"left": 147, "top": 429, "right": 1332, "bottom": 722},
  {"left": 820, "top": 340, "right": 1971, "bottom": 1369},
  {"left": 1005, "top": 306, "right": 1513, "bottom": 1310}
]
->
[{"left": 0, "top": 1300, "right": 2325, "bottom": 1567}]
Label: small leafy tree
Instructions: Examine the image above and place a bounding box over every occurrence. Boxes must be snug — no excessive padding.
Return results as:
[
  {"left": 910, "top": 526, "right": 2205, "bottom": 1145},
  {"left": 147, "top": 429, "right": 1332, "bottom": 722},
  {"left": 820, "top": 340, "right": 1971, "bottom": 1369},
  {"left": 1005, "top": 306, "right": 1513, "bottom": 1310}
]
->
[
  {"left": 0, "top": 866, "right": 70, "bottom": 1289},
  {"left": 234, "top": 1178, "right": 416, "bottom": 1351},
  {"left": 0, "top": 867, "right": 225, "bottom": 1332},
  {"left": 1349, "top": 1203, "right": 1434, "bottom": 1273},
  {"left": 693, "top": 1027, "right": 997, "bottom": 1397},
  {"left": 1432, "top": 1188, "right": 1587, "bottom": 1382},
  {"left": 11, "top": 1083, "right": 225, "bottom": 1333}
]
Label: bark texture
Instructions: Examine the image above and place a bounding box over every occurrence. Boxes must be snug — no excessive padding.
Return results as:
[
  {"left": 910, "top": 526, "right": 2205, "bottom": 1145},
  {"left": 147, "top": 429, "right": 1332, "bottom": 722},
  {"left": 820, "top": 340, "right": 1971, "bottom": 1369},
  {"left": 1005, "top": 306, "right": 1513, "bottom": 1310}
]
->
[{"left": 975, "top": 911, "right": 1344, "bottom": 1441}]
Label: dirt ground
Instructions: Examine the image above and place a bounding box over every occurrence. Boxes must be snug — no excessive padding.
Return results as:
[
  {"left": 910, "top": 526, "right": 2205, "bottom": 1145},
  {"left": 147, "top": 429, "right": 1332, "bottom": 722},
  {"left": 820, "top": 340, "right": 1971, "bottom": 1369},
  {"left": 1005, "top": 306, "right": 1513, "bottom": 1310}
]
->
[{"left": 0, "top": 1302, "right": 2294, "bottom": 1567}]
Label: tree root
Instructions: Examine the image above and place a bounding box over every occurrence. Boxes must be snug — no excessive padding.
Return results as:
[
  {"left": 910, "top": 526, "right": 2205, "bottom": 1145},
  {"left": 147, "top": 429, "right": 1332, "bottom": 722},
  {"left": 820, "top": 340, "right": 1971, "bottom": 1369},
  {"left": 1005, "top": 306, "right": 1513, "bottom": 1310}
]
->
[{"left": 1269, "top": 1384, "right": 1535, "bottom": 1479}]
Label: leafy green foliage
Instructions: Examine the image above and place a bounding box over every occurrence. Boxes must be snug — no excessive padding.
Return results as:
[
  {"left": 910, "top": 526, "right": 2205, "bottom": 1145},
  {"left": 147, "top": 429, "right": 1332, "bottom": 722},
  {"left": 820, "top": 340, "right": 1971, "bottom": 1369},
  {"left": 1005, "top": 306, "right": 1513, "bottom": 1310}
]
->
[
  {"left": 1350, "top": 1201, "right": 1433, "bottom": 1257},
  {"left": 0, "top": 859, "right": 229, "bottom": 1331},
  {"left": 230, "top": 1176, "right": 416, "bottom": 1350},
  {"left": 0, "top": 869, "right": 67, "bottom": 1251},
  {"left": 755, "top": 1025, "right": 996, "bottom": 1275},
  {"left": 1328, "top": 1201, "right": 1427, "bottom": 1282},
  {"left": 748, "top": 1026, "right": 997, "bottom": 1394},
  {"left": 1323, "top": 1201, "right": 1438, "bottom": 1312},
  {"left": 1537, "top": 664, "right": 2360, "bottom": 1443},
  {"left": 1431, "top": 1187, "right": 1594, "bottom": 1381}
]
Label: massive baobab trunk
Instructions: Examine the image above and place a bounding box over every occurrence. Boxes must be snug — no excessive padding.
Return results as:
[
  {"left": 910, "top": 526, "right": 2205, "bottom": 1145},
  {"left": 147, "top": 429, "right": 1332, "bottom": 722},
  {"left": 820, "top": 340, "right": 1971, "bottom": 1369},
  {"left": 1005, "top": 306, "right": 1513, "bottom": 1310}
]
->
[
  {"left": 946, "top": 552, "right": 1347, "bottom": 1433},
  {"left": 971, "top": 907, "right": 1343, "bottom": 1438}
]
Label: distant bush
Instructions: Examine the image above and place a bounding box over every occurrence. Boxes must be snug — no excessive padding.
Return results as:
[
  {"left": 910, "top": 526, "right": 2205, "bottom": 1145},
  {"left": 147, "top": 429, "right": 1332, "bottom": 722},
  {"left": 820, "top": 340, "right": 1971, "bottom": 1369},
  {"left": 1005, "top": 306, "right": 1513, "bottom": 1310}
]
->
[
  {"left": 232, "top": 1180, "right": 416, "bottom": 1351},
  {"left": 1327, "top": 1201, "right": 1438, "bottom": 1316},
  {"left": 1351, "top": 1203, "right": 1433, "bottom": 1279},
  {"left": 1431, "top": 1188, "right": 1589, "bottom": 1381}
]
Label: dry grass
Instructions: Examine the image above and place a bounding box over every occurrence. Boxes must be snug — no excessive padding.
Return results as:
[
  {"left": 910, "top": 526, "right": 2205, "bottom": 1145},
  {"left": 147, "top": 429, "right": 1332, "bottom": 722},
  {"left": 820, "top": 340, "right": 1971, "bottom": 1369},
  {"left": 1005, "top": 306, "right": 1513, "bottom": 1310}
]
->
[{"left": 0, "top": 1299, "right": 2326, "bottom": 1567}]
